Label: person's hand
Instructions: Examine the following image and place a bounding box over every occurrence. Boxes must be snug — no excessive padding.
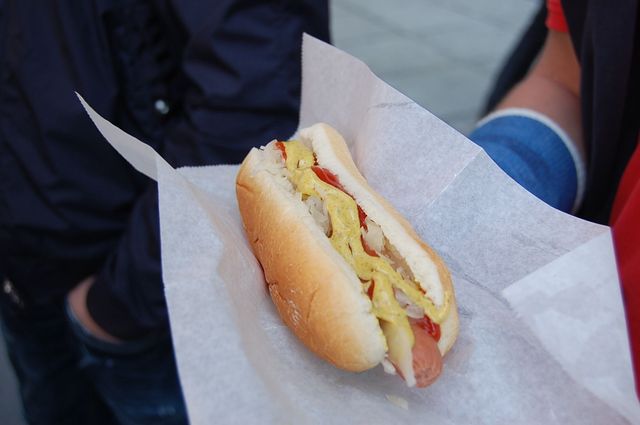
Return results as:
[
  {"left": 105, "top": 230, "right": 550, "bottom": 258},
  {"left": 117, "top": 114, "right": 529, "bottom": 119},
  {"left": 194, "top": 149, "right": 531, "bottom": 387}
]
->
[{"left": 67, "top": 276, "right": 122, "bottom": 344}]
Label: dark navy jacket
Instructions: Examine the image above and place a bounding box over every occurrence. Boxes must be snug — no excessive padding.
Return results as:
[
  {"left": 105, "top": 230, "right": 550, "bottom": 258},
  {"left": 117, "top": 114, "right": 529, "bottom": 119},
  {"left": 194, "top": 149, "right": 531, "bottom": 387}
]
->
[
  {"left": 0, "top": 0, "right": 329, "bottom": 338},
  {"left": 563, "top": 0, "right": 639, "bottom": 223}
]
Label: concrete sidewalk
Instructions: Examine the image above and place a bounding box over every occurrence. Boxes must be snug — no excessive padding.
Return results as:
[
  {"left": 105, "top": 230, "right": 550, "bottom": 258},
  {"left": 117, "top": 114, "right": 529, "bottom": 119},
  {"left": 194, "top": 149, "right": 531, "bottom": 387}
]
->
[
  {"left": 331, "top": 0, "right": 539, "bottom": 132},
  {"left": 0, "top": 1, "right": 539, "bottom": 423}
]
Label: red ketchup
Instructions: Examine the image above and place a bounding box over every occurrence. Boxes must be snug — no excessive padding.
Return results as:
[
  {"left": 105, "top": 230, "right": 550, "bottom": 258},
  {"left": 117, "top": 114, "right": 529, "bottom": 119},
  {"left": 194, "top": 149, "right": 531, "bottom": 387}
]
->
[
  {"left": 414, "top": 315, "right": 441, "bottom": 342},
  {"left": 311, "top": 165, "right": 343, "bottom": 190},
  {"left": 275, "top": 141, "right": 287, "bottom": 160},
  {"left": 367, "top": 280, "right": 375, "bottom": 299},
  {"left": 357, "top": 205, "right": 368, "bottom": 230}
]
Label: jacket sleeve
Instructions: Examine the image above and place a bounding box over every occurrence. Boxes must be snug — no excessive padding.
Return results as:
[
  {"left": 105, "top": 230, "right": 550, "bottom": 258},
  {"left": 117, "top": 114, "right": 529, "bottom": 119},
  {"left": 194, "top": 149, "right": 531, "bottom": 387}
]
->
[{"left": 86, "top": 0, "right": 329, "bottom": 338}]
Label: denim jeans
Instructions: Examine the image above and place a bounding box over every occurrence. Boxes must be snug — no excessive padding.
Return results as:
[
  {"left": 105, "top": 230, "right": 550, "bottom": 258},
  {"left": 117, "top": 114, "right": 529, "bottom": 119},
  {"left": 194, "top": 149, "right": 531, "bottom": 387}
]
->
[{"left": 0, "top": 279, "right": 188, "bottom": 425}]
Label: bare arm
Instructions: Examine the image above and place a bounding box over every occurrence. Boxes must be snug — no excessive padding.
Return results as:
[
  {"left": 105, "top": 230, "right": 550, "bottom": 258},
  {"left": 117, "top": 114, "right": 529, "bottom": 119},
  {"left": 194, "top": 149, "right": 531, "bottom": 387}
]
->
[
  {"left": 496, "top": 30, "right": 585, "bottom": 160},
  {"left": 68, "top": 277, "right": 122, "bottom": 344}
]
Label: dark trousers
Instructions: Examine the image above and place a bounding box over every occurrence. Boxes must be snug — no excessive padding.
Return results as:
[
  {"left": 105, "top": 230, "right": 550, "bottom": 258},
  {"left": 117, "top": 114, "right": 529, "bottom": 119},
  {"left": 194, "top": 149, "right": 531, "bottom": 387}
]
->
[{"left": 0, "top": 281, "right": 187, "bottom": 425}]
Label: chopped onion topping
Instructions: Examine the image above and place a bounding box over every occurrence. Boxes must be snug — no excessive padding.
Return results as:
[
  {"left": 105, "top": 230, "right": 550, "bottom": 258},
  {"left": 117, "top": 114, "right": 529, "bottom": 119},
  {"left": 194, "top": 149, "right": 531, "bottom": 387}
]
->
[
  {"left": 261, "top": 142, "right": 331, "bottom": 235},
  {"left": 381, "top": 358, "right": 397, "bottom": 375},
  {"left": 262, "top": 143, "right": 294, "bottom": 192},
  {"left": 262, "top": 142, "right": 285, "bottom": 170},
  {"left": 304, "top": 196, "right": 330, "bottom": 236},
  {"left": 394, "top": 289, "right": 424, "bottom": 319},
  {"left": 404, "top": 304, "right": 425, "bottom": 319},
  {"left": 361, "top": 217, "right": 384, "bottom": 253}
]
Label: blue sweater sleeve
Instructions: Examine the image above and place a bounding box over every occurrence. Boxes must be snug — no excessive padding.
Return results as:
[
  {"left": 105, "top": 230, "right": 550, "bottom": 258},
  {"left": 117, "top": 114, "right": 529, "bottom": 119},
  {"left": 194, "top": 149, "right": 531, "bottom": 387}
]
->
[{"left": 469, "top": 109, "right": 584, "bottom": 213}]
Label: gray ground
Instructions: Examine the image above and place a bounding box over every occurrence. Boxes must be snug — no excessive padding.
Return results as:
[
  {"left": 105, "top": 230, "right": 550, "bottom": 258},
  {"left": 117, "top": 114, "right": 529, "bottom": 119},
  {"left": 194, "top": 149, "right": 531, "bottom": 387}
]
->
[
  {"left": 0, "top": 1, "right": 538, "bottom": 423},
  {"left": 332, "top": 0, "right": 539, "bottom": 132}
]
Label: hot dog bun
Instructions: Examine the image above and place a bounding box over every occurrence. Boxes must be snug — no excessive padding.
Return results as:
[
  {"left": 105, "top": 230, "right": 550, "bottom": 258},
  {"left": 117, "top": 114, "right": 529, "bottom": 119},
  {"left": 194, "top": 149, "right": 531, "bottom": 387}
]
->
[{"left": 236, "top": 123, "right": 459, "bottom": 381}]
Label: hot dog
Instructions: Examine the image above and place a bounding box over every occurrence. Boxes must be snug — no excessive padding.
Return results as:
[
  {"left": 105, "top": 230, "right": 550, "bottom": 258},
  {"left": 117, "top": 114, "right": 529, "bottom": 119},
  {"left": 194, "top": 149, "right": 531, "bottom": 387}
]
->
[{"left": 236, "top": 123, "right": 459, "bottom": 387}]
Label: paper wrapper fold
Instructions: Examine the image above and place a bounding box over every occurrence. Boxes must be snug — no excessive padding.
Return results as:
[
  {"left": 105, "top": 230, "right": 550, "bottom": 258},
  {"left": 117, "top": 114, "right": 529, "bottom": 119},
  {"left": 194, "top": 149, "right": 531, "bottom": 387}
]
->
[{"left": 77, "top": 35, "right": 639, "bottom": 424}]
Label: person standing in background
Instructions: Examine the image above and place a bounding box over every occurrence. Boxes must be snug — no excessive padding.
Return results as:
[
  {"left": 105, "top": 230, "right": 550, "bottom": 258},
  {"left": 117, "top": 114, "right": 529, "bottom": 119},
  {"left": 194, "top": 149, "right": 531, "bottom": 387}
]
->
[
  {"left": 469, "top": 0, "right": 639, "bottom": 396},
  {"left": 0, "top": 1, "right": 329, "bottom": 424}
]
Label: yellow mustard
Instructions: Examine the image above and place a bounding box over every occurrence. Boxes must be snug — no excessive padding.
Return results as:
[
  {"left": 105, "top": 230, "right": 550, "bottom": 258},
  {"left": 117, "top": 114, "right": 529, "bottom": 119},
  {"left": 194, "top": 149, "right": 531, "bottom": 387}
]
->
[{"left": 281, "top": 140, "right": 449, "bottom": 359}]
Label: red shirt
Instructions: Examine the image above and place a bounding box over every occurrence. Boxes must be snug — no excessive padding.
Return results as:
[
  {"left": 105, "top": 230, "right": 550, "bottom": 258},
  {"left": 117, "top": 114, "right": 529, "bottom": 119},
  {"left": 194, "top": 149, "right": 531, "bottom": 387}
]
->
[
  {"left": 547, "top": 0, "right": 640, "bottom": 394},
  {"left": 611, "top": 142, "right": 640, "bottom": 396},
  {"left": 546, "top": 0, "right": 569, "bottom": 32}
]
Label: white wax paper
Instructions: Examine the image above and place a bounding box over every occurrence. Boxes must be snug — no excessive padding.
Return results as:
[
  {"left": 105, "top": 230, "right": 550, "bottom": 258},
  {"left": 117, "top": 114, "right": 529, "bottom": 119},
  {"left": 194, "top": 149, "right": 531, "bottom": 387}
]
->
[{"left": 77, "top": 35, "right": 639, "bottom": 425}]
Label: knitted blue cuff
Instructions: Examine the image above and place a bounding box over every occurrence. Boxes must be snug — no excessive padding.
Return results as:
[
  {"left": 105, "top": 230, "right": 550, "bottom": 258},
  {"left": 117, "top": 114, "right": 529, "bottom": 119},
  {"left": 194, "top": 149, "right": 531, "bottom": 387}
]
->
[{"left": 469, "top": 109, "right": 585, "bottom": 213}]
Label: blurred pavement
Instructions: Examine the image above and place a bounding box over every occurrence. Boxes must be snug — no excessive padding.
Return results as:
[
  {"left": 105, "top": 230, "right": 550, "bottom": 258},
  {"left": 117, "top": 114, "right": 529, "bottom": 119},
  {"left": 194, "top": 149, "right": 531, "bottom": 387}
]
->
[
  {"left": 0, "top": 1, "right": 539, "bottom": 424},
  {"left": 331, "top": 0, "right": 539, "bottom": 133}
]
